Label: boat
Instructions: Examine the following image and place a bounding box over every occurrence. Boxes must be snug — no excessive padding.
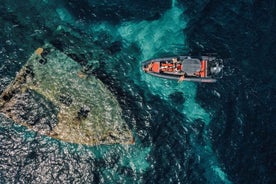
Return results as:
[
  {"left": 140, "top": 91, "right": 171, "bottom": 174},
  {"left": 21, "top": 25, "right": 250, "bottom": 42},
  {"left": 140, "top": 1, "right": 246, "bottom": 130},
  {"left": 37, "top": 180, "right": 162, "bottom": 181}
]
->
[{"left": 142, "top": 55, "right": 223, "bottom": 83}]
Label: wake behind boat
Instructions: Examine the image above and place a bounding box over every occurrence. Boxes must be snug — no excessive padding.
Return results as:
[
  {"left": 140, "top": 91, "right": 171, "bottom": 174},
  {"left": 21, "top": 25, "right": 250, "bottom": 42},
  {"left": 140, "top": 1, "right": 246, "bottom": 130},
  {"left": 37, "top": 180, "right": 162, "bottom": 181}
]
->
[{"left": 142, "top": 56, "right": 223, "bottom": 83}]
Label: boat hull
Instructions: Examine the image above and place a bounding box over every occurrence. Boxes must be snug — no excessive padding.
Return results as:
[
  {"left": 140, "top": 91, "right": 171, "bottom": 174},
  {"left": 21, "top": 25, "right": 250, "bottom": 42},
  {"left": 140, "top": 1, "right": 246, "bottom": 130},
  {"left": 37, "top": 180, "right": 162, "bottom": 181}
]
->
[{"left": 142, "top": 56, "right": 223, "bottom": 83}]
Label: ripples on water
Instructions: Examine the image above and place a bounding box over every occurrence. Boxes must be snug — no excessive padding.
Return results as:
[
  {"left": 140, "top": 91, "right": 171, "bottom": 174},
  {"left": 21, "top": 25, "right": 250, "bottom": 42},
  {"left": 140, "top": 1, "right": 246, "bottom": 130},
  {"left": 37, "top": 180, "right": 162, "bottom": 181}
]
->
[{"left": 0, "top": 0, "right": 275, "bottom": 183}]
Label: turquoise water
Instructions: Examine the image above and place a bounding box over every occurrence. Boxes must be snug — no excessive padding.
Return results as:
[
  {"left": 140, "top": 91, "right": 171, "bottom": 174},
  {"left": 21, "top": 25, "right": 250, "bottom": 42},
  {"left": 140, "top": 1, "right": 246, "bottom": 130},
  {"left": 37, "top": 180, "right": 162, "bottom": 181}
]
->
[
  {"left": 0, "top": 0, "right": 274, "bottom": 183},
  {"left": 56, "top": 2, "right": 230, "bottom": 183}
]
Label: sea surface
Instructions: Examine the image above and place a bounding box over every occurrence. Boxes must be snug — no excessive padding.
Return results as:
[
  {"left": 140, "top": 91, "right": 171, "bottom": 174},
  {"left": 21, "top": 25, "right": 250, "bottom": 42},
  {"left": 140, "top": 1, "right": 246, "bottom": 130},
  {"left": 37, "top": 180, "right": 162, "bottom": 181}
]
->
[{"left": 0, "top": 0, "right": 275, "bottom": 183}]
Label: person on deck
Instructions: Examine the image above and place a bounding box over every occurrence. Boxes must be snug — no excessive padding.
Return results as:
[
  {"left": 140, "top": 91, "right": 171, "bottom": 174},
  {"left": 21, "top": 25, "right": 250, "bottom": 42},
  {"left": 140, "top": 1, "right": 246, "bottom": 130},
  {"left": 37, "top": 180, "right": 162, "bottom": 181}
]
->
[
  {"left": 178, "top": 74, "right": 185, "bottom": 82},
  {"left": 143, "top": 63, "right": 153, "bottom": 72},
  {"left": 172, "top": 58, "right": 177, "bottom": 63}
]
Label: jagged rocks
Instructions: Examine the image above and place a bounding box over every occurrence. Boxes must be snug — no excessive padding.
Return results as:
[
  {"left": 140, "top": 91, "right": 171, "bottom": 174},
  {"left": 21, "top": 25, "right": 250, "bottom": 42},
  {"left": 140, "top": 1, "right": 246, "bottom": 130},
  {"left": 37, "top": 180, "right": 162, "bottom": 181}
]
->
[{"left": 0, "top": 44, "right": 133, "bottom": 146}]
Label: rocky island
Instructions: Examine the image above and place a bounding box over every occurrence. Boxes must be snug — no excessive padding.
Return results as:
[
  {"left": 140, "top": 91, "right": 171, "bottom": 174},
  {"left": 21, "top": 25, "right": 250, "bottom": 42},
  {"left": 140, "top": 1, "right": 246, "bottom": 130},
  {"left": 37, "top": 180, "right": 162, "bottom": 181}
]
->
[{"left": 0, "top": 44, "right": 133, "bottom": 146}]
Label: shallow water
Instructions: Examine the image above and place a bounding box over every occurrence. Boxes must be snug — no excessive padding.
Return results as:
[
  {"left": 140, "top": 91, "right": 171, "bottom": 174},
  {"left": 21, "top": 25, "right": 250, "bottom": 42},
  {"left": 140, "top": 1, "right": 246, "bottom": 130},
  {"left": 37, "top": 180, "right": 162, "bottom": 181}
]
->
[{"left": 0, "top": 0, "right": 275, "bottom": 183}]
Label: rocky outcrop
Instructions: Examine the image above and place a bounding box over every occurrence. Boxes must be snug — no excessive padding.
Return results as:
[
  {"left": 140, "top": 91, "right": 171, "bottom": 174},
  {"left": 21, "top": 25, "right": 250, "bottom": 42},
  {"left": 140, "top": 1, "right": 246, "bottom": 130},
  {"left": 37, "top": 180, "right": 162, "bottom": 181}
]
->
[{"left": 0, "top": 44, "right": 133, "bottom": 146}]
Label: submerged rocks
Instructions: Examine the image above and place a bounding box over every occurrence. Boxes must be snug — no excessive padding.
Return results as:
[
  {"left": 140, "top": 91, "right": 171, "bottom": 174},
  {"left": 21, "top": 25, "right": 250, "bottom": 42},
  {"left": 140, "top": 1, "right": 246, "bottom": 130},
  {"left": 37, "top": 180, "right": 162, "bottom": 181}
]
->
[
  {"left": 0, "top": 44, "right": 133, "bottom": 146},
  {"left": 3, "top": 89, "right": 59, "bottom": 133}
]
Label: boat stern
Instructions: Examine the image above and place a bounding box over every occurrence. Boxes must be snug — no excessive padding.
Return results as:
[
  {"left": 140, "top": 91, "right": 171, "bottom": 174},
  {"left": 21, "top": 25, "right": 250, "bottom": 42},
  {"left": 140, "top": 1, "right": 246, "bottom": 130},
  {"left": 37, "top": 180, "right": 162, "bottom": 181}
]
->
[
  {"left": 208, "top": 58, "right": 224, "bottom": 79},
  {"left": 142, "top": 61, "right": 160, "bottom": 73}
]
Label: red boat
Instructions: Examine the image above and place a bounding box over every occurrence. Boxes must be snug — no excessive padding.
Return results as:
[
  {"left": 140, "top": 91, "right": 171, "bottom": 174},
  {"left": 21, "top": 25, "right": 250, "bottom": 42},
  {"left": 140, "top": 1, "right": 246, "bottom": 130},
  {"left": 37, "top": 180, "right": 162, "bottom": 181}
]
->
[{"left": 142, "top": 56, "right": 223, "bottom": 82}]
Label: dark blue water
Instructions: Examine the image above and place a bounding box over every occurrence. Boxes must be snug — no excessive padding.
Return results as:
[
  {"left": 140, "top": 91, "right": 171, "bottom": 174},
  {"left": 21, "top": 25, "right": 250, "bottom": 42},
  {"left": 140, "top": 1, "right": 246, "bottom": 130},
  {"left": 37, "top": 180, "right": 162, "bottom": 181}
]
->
[{"left": 0, "top": 0, "right": 275, "bottom": 183}]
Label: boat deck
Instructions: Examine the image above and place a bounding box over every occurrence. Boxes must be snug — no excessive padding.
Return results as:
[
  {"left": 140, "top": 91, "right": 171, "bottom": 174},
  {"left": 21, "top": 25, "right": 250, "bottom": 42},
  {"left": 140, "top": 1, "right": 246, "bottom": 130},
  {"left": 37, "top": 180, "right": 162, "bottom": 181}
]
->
[{"left": 142, "top": 56, "right": 223, "bottom": 83}]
